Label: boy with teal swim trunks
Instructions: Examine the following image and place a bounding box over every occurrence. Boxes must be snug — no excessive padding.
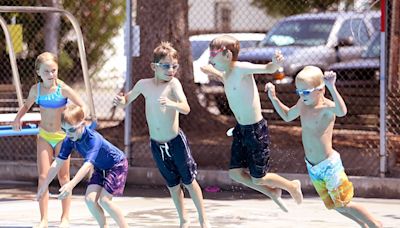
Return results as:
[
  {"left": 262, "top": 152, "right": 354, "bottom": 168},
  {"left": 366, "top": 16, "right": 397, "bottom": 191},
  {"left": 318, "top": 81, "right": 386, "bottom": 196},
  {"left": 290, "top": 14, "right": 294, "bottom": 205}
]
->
[{"left": 266, "top": 66, "right": 382, "bottom": 227}]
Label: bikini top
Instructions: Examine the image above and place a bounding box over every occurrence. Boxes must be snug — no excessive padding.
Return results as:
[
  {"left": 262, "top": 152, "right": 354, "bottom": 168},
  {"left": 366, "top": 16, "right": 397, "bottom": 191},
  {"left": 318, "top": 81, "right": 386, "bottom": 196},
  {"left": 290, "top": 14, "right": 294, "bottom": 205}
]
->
[{"left": 35, "top": 82, "right": 68, "bottom": 109}]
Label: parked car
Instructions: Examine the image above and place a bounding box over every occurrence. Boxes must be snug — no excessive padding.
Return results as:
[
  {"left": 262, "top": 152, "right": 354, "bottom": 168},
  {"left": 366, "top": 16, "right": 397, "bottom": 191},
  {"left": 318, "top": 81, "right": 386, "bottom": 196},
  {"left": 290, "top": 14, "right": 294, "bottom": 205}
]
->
[
  {"left": 328, "top": 32, "right": 380, "bottom": 84},
  {"left": 238, "top": 11, "right": 380, "bottom": 84},
  {"left": 190, "top": 33, "right": 265, "bottom": 114}
]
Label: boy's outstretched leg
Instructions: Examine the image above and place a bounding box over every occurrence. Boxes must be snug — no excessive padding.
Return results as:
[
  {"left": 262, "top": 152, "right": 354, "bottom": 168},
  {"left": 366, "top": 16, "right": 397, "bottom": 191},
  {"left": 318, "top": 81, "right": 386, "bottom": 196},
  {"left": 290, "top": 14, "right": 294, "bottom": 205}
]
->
[
  {"left": 168, "top": 184, "right": 190, "bottom": 228},
  {"left": 252, "top": 173, "right": 303, "bottom": 205},
  {"left": 184, "top": 180, "right": 211, "bottom": 228},
  {"left": 229, "top": 168, "right": 288, "bottom": 212},
  {"left": 336, "top": 202, "right": 382, "bottom": 228}
]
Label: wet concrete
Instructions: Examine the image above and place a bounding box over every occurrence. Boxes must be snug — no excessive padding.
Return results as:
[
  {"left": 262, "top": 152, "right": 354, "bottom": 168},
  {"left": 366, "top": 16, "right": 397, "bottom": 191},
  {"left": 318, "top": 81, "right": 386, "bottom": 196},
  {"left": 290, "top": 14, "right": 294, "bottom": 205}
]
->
[{"left": 0, "top": 183, "right": 399, "bottom": 227}]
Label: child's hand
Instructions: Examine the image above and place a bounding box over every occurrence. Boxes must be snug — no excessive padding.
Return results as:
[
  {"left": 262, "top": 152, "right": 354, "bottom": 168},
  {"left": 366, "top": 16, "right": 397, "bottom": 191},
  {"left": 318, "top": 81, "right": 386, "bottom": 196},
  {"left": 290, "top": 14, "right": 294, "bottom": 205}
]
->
[
  {"left": 158, "top": 97, "right": 174, "bottom": 109},
  {"left": 36, "top": 185, "right": 47, "bottom": 201},
  {"left": 200, "top": 64, "right": 224, "bottom": 77},
  {"left": 323, "top": 71, "right": 337, "bottom": 87},
  {"left": 272, "top": 50, "right": 284, "bottom": 66},
  {"left": 113, "top": 93, "right": 126, "bottom": 107},
  {"left": 58, "top": 182, "right": 73, "bottom": 200},
  {"left": 11, "top": 119, "right": 22, "bottom": 131},
  {"left": 265, "top": 82, "right": 276, "bottom": 100}
]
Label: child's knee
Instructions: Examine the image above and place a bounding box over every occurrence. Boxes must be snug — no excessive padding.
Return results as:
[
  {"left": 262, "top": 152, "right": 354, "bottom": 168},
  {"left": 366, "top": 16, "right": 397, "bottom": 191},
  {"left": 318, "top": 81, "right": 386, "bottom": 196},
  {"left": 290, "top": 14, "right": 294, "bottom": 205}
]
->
[
  {"left": 57, "top": 173, "right": 70, "bottom": 184},
  {"left": 85, "top": 194, "right": 97, "bottom": 206},
  {"left": 98, "top": 196, "right": 112, "bottom": 208},
  {"left": 334, "top": 204, "right": 351, "bottom": 213},
  {"left": 251, "top": 177, "right": 264, "bottom": 185},
  {"left": 228, "top": 169, "right": 243, "bottom": 181}
]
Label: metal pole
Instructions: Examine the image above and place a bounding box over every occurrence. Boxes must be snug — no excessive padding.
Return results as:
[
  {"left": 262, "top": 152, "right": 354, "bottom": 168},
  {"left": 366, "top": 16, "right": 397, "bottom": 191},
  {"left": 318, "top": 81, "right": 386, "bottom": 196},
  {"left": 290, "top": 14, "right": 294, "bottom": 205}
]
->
[
  {"left": 124, "top": 0, "right": 133, "bottom": 162},
  {"left": 379, "top": 0, "right": 387, "bottom": 177},
  {"left": 0, "top": 6, "right": 97, "bottom": 123},
  {"left": 0, "top": 16, "right": 23, "bottom": 107}
]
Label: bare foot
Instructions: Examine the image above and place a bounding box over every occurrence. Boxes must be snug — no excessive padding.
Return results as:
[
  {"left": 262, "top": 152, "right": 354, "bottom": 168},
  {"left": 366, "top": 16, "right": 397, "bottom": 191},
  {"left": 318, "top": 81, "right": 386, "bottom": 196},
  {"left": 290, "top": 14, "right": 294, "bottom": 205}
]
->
[
  {"left": 200, "top": 220, "right": 211, "bottom": 228},
  {"left": 180, "top": 219, "right": 190, "bottom": 228},
  {"left": 59, "top": 218, "right": 70, "bottom": 228},
  {"left": 290, "top": 180, "right": 303, "bottom": 204},
  {"left": 372, "top": 220, "right": 383, "bottom": 228},
  {"left": 35, "top": 220, "right": 48, "bottom": 228},
  {"left": 270, "top": 188, "right": 288, "bottom": 212}
]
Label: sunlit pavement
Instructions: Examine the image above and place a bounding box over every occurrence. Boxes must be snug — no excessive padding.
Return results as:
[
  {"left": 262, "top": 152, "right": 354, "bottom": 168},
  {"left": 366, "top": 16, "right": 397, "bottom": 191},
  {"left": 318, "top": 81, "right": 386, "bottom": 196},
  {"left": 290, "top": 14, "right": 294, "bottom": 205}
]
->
[{"left": 0, "top": 184, "right": 399, "bottom": 228}]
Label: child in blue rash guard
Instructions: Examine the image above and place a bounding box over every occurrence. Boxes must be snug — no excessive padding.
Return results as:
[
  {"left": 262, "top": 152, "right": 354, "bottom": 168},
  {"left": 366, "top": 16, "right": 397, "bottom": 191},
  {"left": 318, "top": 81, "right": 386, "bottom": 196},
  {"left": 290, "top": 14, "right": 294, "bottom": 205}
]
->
[{"left": 37, "top": 104, "right": 128, "bottom": 228}]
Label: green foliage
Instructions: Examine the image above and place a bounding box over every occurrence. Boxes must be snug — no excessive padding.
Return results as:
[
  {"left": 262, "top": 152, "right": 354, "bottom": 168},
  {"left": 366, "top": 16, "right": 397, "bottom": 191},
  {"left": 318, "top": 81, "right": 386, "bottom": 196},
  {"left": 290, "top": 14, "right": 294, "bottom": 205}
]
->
[
  {"left": 251, "top": 0, "right": 351, "bottom": 17},
  {"left": 0, "top": 0, "right": 125, "bottom": 83}
]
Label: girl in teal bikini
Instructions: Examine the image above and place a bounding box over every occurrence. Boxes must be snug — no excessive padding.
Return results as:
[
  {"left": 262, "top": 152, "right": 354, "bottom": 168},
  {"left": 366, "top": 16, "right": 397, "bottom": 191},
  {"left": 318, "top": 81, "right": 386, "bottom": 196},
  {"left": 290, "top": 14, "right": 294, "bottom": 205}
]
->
[{"left": 12, "top": 52, "right": 87, "bottom": 228}]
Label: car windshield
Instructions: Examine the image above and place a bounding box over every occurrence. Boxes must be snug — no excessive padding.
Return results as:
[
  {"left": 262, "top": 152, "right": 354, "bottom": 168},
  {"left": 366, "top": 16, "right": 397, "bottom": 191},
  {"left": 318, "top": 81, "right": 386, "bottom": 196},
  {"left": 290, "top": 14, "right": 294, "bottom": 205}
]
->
[
  {"left": 191, "top": 41, "right": 211, "bottom": 61},
  {"left": 371, "top": 17, "right": 380, "bottom": 31},
  {"left": 259, "top": 18, "right": 335, "bottom": 47},
  {"left": 363, "top": 34, "right": 380, "bottom": 58}
]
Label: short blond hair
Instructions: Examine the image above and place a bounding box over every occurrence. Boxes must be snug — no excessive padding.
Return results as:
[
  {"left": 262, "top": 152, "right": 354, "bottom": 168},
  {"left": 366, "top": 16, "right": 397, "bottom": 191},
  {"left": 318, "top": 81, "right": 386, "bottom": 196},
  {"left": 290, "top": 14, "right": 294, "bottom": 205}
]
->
[
  {"left": 209, "top": 35, "right": 240, "bottom": 61},
  {"left": 153, "top": 41, "right": 178, "bottom": 63},
  {"left": 295, "top": 66, "right": 324, "bottom": 88},
  {"left": 61, "top": 104, "right": 85, "bottom": 125},
  {"left": 35, "top": 52, "right": 58, "bottom": 72}
]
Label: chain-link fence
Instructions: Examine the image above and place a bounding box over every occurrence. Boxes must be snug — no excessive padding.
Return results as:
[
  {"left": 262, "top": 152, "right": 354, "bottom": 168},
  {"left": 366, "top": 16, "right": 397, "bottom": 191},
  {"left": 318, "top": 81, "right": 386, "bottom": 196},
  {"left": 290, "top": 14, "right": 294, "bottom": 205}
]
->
[{"left": 0, "top": 0, "right": 399, "bottom": 178}]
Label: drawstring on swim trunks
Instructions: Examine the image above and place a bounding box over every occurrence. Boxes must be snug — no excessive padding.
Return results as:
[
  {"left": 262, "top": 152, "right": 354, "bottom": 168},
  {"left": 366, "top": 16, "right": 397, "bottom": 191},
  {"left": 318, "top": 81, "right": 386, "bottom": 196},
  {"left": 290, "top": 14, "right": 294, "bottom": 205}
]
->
[{"left": 159, "top": 142, "right": 171, "bottom": 161}]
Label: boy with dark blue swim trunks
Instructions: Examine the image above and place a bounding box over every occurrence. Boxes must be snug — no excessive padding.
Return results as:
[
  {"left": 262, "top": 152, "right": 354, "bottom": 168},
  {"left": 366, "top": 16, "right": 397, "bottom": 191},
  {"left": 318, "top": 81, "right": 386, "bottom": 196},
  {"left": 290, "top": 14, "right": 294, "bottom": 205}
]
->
[
  {"left": 201, "top": 35, "right": 303, "bottom": 212},
  {"left": 37, "top": 104, "right": 129, "bottom": 228},
  {"left": 114, "top": 42, "right": 210, "bottom": 228}
]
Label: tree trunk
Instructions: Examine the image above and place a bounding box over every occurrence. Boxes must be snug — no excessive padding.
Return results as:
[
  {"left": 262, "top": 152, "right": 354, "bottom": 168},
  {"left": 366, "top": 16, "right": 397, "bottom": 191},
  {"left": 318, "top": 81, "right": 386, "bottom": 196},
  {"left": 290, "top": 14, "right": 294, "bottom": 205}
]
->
[
  {"left": 43, "top": 0, "right": 62, "bottom": 54},
  {"left": 131, "top": 0, "right": 226, "bottom": 136},
  {"left": 388, "top": 0, "right": 399, "bottom": 92}
]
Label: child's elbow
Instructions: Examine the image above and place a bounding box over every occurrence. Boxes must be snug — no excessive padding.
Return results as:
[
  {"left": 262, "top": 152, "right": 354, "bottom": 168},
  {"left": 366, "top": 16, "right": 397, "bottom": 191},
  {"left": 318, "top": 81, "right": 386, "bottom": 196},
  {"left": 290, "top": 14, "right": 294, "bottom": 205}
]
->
[
  {"left": 336, "top": 111, "right": 347, "bottom": 117},
  {"left": 183, "top": 107, "right": 190, "bottom": 115}
]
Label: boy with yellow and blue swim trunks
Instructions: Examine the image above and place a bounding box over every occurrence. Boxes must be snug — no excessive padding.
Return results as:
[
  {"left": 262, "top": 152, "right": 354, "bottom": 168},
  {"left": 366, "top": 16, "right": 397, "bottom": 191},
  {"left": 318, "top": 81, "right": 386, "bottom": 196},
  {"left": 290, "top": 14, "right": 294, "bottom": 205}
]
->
[
  {"left": 114, "top": 42, "right": 210, "bottom": 228},
  {"left": 266, "top": 66, "right": 382, "bottom": 227}
]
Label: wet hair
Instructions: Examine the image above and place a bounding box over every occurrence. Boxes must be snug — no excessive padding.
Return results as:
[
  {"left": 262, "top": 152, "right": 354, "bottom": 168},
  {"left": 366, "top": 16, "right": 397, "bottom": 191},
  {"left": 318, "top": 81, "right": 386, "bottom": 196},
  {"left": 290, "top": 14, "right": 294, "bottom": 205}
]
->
[
  {"left": 209, "top": 35, "right": 240, "bottom": 61},
  {"left": 153, "top": 41, "right": 178, "bottom": 63},
  {"left": 295, "top": 66, "right": 324, "bottom": 88},
  {"left": 35, "top": 52, "right": 58, "bottom": 73},
  {"left": 61, "top": 104, "right": 85, "bottom": 125}
]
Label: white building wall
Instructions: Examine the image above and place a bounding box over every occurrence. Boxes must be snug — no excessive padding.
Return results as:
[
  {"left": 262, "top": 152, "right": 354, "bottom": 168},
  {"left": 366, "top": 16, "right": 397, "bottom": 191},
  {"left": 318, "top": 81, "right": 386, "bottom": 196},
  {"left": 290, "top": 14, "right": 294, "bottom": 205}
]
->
[{"left": 188, "top": 0, "right": 278, "bottom": 32}]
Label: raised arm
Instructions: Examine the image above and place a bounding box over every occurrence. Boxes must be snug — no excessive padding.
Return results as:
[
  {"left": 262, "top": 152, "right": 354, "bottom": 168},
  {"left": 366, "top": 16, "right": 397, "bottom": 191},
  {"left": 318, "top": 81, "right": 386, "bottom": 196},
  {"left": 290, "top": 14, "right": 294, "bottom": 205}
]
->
[
  {"left": 324, "top": 71, "right": 347, "bottom": 117},
  {"left": 36, "top": 157, "right": 65, "bottom": 200},
  {"left": 239, "top": 50, "right": 284, "bottom": 75},
  {"left": 159, "top": 78, "right": 190, "bottom": 115},
  {"left": 200, "top": 64, "right": 224, "bottom": 79},
  {"left": 57, "top": 161, "right": 94, "bottom": 200},
  {"left": 265, "top": 83, "right": 300, "bottom": 122},
  {"left": 113, "top": 80, "right": 143, "bottom": 108}
]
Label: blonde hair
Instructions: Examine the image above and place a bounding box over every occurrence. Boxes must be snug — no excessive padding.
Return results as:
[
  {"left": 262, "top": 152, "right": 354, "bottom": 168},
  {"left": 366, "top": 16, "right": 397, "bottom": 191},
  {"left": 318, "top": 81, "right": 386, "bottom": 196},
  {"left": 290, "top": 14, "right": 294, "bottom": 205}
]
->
[
  {"left": 295, "top": 66, "right": 324, "bottom": 88},
  {"left": 61, "top": 104, "right": 85, "bottom": 125},
  {"left": 153, "top": 41, "right": 178, "bottom": 63},
  {"left": 35, "top": 52, "right": 58, "bottom": 73},
  {"left": 209, "top": 35, "right": 240, "bottom": 61}
]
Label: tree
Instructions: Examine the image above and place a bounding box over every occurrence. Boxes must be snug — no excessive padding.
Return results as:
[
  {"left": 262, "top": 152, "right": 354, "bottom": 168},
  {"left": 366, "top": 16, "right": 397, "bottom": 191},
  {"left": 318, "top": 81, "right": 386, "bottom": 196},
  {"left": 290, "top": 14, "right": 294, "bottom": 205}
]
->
[
  {"left": 0, "top": 0, "right": 125, "bottom": 84},
  {"left": 43, "top": 0, "right": 61, "bottom": 54},
  {"left": 131, "top": 0, "right": 226, "bottom": 135}
]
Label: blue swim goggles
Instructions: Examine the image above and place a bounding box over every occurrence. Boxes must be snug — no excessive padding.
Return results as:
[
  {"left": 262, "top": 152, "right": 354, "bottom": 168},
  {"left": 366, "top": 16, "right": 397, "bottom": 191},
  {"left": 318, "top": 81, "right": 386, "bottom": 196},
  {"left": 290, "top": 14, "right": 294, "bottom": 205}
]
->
[{"left": 295, "top": 84, "right": 325, "bottom": 96}]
